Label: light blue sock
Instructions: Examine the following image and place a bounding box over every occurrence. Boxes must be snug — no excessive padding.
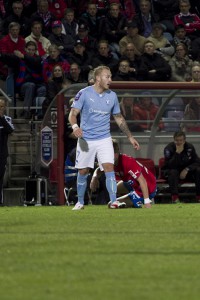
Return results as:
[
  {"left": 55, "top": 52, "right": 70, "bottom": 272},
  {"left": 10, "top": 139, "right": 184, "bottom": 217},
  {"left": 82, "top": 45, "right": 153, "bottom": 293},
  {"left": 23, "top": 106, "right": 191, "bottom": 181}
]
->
[
  {"left": 105, "top": 171, "right": 117, "bottom": 203},
  {"left": 77, "top": 173, "right": 88, "bottom": 205}
]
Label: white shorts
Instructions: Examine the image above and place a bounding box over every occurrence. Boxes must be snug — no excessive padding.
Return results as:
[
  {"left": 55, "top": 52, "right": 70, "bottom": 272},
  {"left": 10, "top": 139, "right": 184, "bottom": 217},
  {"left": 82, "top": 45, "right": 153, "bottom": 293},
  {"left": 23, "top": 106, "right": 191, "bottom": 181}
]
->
[{"left": 75, "top": 137, "right": 114, "bottom": 169}]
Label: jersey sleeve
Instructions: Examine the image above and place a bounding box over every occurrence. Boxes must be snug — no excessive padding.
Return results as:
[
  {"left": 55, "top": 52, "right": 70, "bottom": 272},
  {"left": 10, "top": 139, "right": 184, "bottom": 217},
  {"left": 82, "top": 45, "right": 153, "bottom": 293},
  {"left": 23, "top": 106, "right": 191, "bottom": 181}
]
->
[
  {"left": 71, "top": 89, "right": 85, "bottom": 110},
  {"left": 112, "top": 92, "right": 121, "bottom": 115}
]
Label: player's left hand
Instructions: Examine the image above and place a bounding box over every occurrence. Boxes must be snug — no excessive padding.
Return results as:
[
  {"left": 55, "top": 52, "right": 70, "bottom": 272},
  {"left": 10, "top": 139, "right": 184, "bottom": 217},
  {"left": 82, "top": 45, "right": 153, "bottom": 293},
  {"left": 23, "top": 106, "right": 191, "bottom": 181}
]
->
[
  {"left": 144, "top": 203, "right": 152, "bottom": 208},
  {"left": 129, "top": 136, "right": 140, "bottom": 150}
]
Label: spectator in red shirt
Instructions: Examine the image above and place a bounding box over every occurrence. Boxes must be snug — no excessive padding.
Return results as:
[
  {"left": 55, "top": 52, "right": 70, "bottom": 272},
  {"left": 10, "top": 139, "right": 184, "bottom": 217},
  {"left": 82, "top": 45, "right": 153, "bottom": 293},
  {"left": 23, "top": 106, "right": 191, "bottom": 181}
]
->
[
  {"left": 0, "top": 22, "right": 25, "bottom": 79},
  {"left": 42, "top": 44, "right": 70, "bottom": 82},
  {"left": 133, "top": 91, "right": 164, "bottom": 132},
  {"left": 174, "top": 0, "right": 200, "bottom": 40},
  {"left": 48, "top": 0, "right": 67, "bottom": 20},
  {"left": 0, "top": 22, "right": 25, "bottom": 53}
]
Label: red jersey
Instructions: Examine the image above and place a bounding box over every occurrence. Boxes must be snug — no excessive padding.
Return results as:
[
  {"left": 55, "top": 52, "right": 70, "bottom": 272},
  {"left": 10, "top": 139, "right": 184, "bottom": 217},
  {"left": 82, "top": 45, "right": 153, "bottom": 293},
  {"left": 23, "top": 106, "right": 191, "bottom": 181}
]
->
[{"left": 114, "top": 153, "right": 156, "bottom": 197}]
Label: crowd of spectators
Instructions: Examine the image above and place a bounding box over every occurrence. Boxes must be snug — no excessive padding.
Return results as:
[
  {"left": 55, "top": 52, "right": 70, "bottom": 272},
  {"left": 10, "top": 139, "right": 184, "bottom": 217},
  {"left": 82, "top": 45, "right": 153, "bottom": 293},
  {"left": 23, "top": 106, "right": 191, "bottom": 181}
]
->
[{"left": 0, "top": 0, "right": 200, "bottom": 120}]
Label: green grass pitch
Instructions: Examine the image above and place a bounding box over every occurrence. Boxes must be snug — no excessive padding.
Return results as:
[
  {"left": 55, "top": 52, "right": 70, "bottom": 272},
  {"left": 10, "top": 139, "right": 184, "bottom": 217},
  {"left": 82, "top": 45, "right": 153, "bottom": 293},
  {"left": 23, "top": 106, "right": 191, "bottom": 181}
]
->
[{"left": 0, "top": 204, "right": 200, "bottom": 300}]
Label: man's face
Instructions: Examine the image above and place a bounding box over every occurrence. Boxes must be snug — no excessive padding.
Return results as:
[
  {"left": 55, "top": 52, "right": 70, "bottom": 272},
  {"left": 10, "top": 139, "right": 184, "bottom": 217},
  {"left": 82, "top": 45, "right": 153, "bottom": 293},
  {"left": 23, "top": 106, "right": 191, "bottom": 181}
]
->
[
  {"left": 65, "top": 12, "right": 74, "bottom": 23},
  {"left": 38, "top": 1, "right": 48, "bottom": 13},
  {"left": 140, "top": 97, "right": 151, "bottom": 108},
  {"left": 192, "top": 67, "right": 200, "bottom": 81},
  {"left": 175, "top": 28, "right": 186, "bottom": 39},
  {"left": 174, "top": 136, "right": 185, "bottom": 147},
  {"left": 49, "top": 48, "right": 59, "bottom": 59},
  {"left": 74, "top": 44, "right": 85, "bottom": 55},
  {"left": 127, "top": 27, "right": 138, "bottom": 37},
  {"left": 125, "top": 45, "right": 135, "bottom": 57},
  {"left": 110, "top": 5, "right": 120, "bottom": 18},
  {"left": 70, "top": 64, "right": 80, "bottom": 78},
  {"left": 119, "top": 61, "right": 130, "bottom": 74},
  {"left": 12, "top": 3, "right": 23, "bottom": 16},
  {"left": 140, "top": 1, "right": 150, "bottom": 14},
  {"left": 98, "top": 43, "right": 109, "bottom": 56},
  {"left": 52, "top": 26, "right": 62, "bottom": 35},
  {"left": 87, "top": 4, "right": 97, "bottom": 16},
  {"left": 179, "top": 2, "right": 190, "bottom": 14},
  {"left": 96, "top": 69, "right": 112, "bottom": 90},
  {"left": 144, "top": 42, "right": 155, "bottom": 55},
  {"left": 9, "top": 26, "right": 20, "bottom": 38},
  {"left": 32, "top": 24, "right": 42, "bottom": 37},
  {"left": 152, "top": 27, "right": 163, "bottom": 38}
]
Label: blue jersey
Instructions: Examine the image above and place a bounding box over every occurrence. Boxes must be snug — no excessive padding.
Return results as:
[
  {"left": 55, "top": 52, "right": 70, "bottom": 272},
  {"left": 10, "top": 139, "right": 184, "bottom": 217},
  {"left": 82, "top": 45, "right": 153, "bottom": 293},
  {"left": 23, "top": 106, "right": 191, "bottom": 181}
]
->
[{"left": 72, "top": 86, "right": 120, "bottom": 140}]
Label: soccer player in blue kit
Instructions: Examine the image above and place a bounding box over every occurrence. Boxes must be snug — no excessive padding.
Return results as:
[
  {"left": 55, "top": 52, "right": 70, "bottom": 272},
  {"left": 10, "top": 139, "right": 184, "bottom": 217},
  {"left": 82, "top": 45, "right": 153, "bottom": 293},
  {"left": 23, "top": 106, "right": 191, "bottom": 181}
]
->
[{"left": 68, "top": 65, "right": 140, "bottom": 210}]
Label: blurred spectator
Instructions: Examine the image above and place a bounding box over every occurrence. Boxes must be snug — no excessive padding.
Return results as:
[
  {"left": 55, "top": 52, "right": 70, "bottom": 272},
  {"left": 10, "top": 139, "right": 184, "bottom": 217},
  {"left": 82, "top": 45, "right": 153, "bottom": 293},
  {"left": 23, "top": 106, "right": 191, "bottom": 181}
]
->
[
  {"left": 190, "top": 37, "right": 200, "bottom": 61},
  {"left": 119, "top": 92, "right": 141, "bottom": 131},
  {"left": 21, "top": 0, "right": 37, "bottom": 18},
  {"left": 119, "top": 21, "right": 146, "bottom": 56},
  {"left": 0, "top": 22, "right": 25, "bottom": 79},
  {"left": 25, "top": 21, "right": 51, "bottom": 59},
  {"left": 91, "top": 39, "right": 118, "bottom": 74},
  {"left": 47, "top": 0, "right": 67, "bottom": 20},
  {"left": 120, "top": 0, "right": 139, "bottom": 20},
  {"left": 189, "top": 0, "right": 200, "bottom": 15},
  {"left": 137, "top": 40, "right": 171, "bottom": 81},
  {"left": 152, "top": 0, "right": 179, "bottom": 35},
  {"left": 68, "top": 39, "right": 93, "bottom": 81},
  {"left": 113, "top": 59, "right": 137, "bottom": 80},
  {"left": 190, "top": 64, "right": 200, "bottom": 82},
  {"left": 48, "top": 20, "right": 75, "bottom": 56},
  {"left": 172, "top": 24, "right": 192, "bottom": 52},
  {"left": 134, "top": 0, "right": 159, "bottom": 38},
  {"left": 119, "top": 93, "right": 135, "bottom": 119},
  {"left": 181, "top": 97, "right": 200, "bottom": 132},
  {"left": 0, "top": 41, "right": 46, "bottom": 119},
  {"left": 169, "top": 43, "right": 193, "bottom": 81},
  {"left": 133, "top": 91, "right": 164, "bottom": 131},
  {"left": 79, "top": 2, "right": 102, "bottom": 39},
  {"left": 174, "top": 0, "right": 200, "bottom": 40},
  {"left": 120, "top": 42, "right": 141, "bottom": 77},
  {"left": 0, "top": 0, "right": 6, "bottom": 19},
  {"left": 2, "top": 0, "right": 30, "bottom": 37},
  {"left": 75, "top": 22, "right": 97, "bottom": 55},
  {"left": 100, "top": 2, "right": 127, "bottom": 58},
  {"left": 62, "top": 8, "right": 78, "bottom": 40},
  {"left": 88, "top": 69, "right": 95, "bottom": 85},
  {"left": 42, "top": 44, "right": 70, "bottom": 82},
  {"left": 66, "top": 62, "right": 87, "bottom": 84},
  {"left": 0, "top": 22, "right": 25, "bottom": 53},
  {"left": 148, "top": 23, "right": 175, "bottom": 61},
  {"left": 44, "top": 64, "right": 70, "bottom": 115},
  {"left": 94, "top": 0, "right": 109, "bottom": 17},
  {"left": 30, "top": 0, "right": 56, "bottom": 37}
]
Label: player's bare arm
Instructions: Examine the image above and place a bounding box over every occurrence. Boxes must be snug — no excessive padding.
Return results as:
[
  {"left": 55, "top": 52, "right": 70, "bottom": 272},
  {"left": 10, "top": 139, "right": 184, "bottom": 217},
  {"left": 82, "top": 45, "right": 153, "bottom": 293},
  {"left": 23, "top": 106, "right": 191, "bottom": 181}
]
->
[
  {"left": 137, "top": 174, "right": 152, "bottom": 208},
  {"left": 113, "top": 113, "right": 140, "bottom": 150},
  {"left": 68, "top": 108, "right": 83, "bottom": 138}
]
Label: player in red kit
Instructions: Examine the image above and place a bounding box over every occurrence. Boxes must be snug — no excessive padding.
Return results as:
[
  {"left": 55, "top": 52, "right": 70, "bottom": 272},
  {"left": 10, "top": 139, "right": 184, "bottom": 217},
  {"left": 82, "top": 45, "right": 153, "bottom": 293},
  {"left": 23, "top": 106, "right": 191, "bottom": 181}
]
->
[{"left": 90, "top": 139, "right": 156, "bottom": 208}]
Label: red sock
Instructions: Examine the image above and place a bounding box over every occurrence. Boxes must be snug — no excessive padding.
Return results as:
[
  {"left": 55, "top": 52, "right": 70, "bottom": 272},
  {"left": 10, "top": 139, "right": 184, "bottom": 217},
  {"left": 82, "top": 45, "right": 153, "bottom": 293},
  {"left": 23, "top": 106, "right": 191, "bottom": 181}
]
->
[{"left": 172, "top": 195, "right": 179, "bottom": 201}]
